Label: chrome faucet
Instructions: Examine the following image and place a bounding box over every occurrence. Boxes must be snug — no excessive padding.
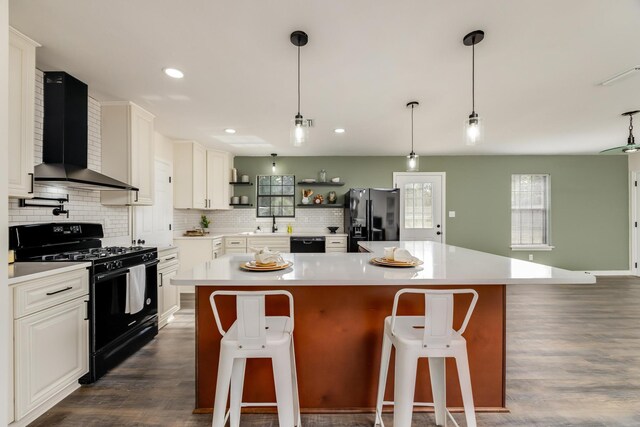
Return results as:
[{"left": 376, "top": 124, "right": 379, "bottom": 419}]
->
[{"left": 272, "top": 215, "right": 278, "bottom": 233}]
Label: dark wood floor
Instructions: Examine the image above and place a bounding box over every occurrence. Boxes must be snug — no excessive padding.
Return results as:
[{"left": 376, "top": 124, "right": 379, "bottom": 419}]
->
[{"left": 31, "top": 277, "right": 640, "bottom": 426}]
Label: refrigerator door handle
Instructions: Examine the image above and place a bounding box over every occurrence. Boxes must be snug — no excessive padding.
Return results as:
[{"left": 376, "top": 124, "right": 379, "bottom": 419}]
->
[{"left": 367, "top": 199, "right": 373, "bottom": 241}]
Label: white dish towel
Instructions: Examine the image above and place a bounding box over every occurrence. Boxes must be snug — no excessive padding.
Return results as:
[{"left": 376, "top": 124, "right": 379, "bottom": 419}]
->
[{"left": 125, "top": 264, "right": 146, "bottom": 314}]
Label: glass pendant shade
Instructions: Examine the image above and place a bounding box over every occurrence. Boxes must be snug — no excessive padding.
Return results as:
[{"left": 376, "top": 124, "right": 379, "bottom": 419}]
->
[
  {"left": 600, "top": 110, "right": 640, "bottom": 154},
  {"left": 465, "top": 112, "right": 483, "bottom": 146},
  {"left": 290, "top": 115, "right": 309, "bottom": 147},
  {"left": 406, "top": 153, "right": 419, "bottom": 172}
]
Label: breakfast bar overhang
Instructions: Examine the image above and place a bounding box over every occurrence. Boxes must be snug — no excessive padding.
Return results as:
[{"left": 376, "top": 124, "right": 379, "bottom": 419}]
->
[{"left": 171, "top": 241, "right": 595, "bottom": 414}]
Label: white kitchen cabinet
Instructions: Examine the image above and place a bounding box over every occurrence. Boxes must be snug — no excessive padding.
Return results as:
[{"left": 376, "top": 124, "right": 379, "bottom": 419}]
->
[
  {"left": 173, "top": 141, "right": 232, "bottom": 210},
  {"left": 225, "top": 236, "right": 247, "bottom": 253},
  {"left": 157, "top": 247, "right": 180, "bottom": 328},
  {"left": 174, "top": 238, "right": 220, "bottom": 293},
  {"left": 206, "top": 149, "right": 232, "bottom": 210},
  {"left": 11, "top": 268, "right": 89, "bottom": 425},
  {"left": 8, "top": 27, "right": 39, "bottom": 199},
  {"left": 101, "top": 102, "right": 155, "bottom": 206},
  {"left": 173, "top": 141, "right": 207, "bottom": 209},
  {"left": 325, "top": 235, "right": 347, "bottom": 253},
  {"left": 212, "top": 237, "right": 224, "bottom": 259},
  {"left": 246, "top": 236, "right": 290, "bottom": 252}
]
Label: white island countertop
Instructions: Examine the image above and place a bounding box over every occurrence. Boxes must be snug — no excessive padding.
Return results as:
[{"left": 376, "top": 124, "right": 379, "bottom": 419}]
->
[{"left": 171, "top": 240, "right": 595, "bottom": 287}]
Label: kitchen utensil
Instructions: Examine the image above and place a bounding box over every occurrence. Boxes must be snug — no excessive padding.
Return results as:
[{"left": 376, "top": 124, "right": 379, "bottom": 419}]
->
[
  {"left": 241, "top": 175, "right": 249, "bottom": 183},
  {"left": 231, "top": 196, "right": 240, "bottom": 204},
  {"left": 231, "top": 168, "right": 238, "bottom": 182},
  {"left": 240, "top": 196, "right": 249, "bottom": 204}
]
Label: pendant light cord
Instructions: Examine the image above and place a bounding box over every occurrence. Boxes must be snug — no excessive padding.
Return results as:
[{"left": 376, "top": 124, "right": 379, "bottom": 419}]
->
[
  {"left": 471, "top": 42, "right": 475, "bottom": 113},
  {"left": 297, "top": 44, "right": 301, "bottom": 115},
  {"left": 630, "top": 114, "right": 634, "bottom": 135},
  {"left": 411, "top": 104, "right": 415, "bottom": 152}
]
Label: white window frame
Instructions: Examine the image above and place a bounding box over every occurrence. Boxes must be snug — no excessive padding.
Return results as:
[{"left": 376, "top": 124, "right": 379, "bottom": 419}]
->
[{"left": 510, "top": 173, "right": 554, "bottom": 251}]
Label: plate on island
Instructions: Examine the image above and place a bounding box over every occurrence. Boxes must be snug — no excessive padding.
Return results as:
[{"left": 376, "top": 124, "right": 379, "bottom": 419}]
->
[
  {"left": 370, "top": 257, "right": 423, "bottom": 268},
  {"left": 301, "top": 178, "right": 316, "bottom": 183},
  {"left": 240, "top": 261, "right": 293, "bottom": 272}
]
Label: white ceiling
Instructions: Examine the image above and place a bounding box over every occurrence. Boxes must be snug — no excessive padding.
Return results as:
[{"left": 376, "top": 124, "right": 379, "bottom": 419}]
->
[{"left": 9, "top": 0, "right": 640, "bottom": 156}]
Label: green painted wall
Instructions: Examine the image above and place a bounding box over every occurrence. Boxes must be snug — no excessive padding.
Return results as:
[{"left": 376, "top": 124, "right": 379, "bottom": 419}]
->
[{"left": 234, "top": 155, "right": 629, "bottom": 271}]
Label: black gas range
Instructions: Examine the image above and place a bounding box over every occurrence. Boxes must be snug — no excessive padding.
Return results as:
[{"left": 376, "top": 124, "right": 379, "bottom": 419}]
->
[{"left": 9, "top": 222, "right": 159, "bottom": 383}]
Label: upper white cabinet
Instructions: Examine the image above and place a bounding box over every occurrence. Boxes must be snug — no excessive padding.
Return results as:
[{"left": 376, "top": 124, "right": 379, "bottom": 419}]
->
[
  {"left": 100, "top": 102, "right": 155, "bottom": 206},
  {"left": 8, "top": 27, "right": 39, "bottom": 199},
  {"left": 207, "top": 149, "right": 232, "bottom": 210},
  {"left": 174, "top": 141, "right": 232, "bottom": 210}
]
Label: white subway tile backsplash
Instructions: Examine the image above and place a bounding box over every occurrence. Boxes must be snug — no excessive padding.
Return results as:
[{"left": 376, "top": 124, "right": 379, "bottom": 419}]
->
[{"left": 8, "top": 70, "right": 129, "bottom": 239}]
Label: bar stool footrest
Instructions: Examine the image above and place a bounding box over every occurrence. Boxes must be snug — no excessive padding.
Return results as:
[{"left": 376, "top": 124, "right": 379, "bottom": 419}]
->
[
  {"left": 375, "top": 401, "right": 460, "bottom": 427},
  {"left": 224, "top": 402, "right": 301, "bottom": 427}
]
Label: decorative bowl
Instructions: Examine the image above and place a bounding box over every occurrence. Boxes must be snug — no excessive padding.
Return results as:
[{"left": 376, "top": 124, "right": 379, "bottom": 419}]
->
[{"left": 327, "top": 226, "right": 339, "bottom": 234}]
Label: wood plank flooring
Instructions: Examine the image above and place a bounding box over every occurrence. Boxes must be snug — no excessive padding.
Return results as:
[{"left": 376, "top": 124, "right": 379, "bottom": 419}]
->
[{"left": 30, "top": 277, "right": 640, "bottom": 426}]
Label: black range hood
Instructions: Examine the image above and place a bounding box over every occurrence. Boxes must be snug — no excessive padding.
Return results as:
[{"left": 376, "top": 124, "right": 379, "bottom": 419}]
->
[{"left": 34, "top": 72, "right": 137, "bottom": 191}]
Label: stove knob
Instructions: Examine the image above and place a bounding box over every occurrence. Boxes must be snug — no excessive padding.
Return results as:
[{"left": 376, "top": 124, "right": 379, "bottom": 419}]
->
[
  {"left": 105, "top": 262, "right": 113, "bottom": 271},
  {"left": 116, "top": 260, "right": 123, "bottom": 269}
]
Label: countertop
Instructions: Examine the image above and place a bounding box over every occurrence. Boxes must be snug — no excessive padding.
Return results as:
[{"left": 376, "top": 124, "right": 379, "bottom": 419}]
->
[
  {"left": 170, "top": 240, "right": 595, "bottom": 287},
  {"left": 173, "top": 232, "right": 347, "bottom": 240},
  {"left": 8, "top": 262, "right": 91, "bottom": 286}
]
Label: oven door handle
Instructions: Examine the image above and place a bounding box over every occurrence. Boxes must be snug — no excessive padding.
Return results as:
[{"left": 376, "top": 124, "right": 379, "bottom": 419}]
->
[{"left": 94, "top": 259, "right": 160, "bottom": 282}]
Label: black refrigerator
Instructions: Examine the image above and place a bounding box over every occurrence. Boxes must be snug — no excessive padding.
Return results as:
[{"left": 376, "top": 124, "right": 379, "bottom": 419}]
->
[{"left": 344, "top": 188, "right": 400, "bottom": 252}]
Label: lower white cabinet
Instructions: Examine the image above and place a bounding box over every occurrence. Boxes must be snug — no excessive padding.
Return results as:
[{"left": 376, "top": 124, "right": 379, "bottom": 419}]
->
[
  {"left": 325, "top": 235, "right": 347, "bottom": 253},
  {"left": 14, "top": 297, "right": 88, "bottom": 420},
  {"left": 10, "top": 268, "right": 89, "bottom": 426},
  {"left": 158, "top": 248, "right": 180, "bottom": 328},
  {"left": 174, "top": 238, "right": 222, "bottom": 293}
]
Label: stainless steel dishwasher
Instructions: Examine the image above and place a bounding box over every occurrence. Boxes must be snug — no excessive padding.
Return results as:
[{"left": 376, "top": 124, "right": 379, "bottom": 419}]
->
[{"left": 290, "top": 236, "right": 326, "bottom": 253}]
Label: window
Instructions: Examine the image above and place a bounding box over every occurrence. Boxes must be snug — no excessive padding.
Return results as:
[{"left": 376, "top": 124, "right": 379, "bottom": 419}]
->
[
  {"left": 257, "top": 175, "right": 295, "bottom": 217},
  {"left": 511, "top": 174, "right": 552, "bottom": 249},
  {"left": 403, "top": 182, "right": 433, "bottom": 229}
]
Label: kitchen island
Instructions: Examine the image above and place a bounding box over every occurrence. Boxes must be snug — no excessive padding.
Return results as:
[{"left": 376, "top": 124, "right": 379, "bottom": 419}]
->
[{"left": 171, "top": 241, "right": 594, "bottom": 414}]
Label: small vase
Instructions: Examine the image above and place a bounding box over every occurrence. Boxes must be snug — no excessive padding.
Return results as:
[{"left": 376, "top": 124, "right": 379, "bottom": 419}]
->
[{"left": 318, "top": 169, "right": 327, "bottom": 183}]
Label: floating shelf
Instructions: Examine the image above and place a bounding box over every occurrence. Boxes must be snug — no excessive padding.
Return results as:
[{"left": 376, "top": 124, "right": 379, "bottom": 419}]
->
[
  {"left": 297, "top": 182, "right": 345, "bottom": 186},
  {"left": 229, "top": 203, "right": 253, "bottom": 207},
  {"left": 229, "top": 182, "right": 253, "bottom": 186},
  {"left": 296, "top": 204, "right": 343, "bottom": 208}
]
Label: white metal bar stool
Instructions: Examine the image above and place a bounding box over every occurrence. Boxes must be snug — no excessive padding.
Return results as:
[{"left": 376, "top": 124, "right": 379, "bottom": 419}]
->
[
  {"left": 374, "top": 289, "right": 479, "bottom": 427},
  {"left": 209, "top": 290, "right": 301, "bottom": 427}
]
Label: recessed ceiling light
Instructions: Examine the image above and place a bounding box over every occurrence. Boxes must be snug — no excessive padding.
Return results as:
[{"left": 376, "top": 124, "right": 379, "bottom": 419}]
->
[
  {"left": 163, "top": 68, "right": 184, "bottom": 79},
  {"left": 334, "top": 128, "right": 346, "bottom": 134},
  {"left": 224, "top": 128, "right": 236, "bottom": 134}
]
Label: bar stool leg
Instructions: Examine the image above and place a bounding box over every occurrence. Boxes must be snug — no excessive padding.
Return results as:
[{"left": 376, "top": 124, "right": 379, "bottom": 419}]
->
[
  {"left": 454, "top": 348, "right": 476, "bottom": 427},
  {"left": 393, "top": 348, "right": 418, "bottom": 427},
  {"left": 289, "top": 338, "right": 301, "bottom": 427},
  {"left": 374, "top": 332, "right": 392, "bottom": 426},
  {"left": 428, "top": 357, "right": 446, "bottom": 426},
  {"left": 229, "top": 358, "right": 247, "bottom": 427},
  {"left": 272, "top": 347, "right": 296, "bottom": 427},
  {"left": 212, "top": 350, "right": 235, "bottom": 427}
]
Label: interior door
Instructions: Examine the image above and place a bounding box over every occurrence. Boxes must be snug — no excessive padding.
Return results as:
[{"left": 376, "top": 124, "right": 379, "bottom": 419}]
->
[
  {"left": 133, "top": 160, "right": 173, "bottom": 247},
  {"left": 394, "top": 172, "right": 445, "bottom": 242}
]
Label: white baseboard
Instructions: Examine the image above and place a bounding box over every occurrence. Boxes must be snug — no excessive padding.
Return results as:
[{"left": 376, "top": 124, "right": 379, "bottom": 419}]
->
[
  {"left": 583, "top": 270, "right": 632, "bottom": 276},
  {"left": 10, "top": 381, "right": 80, "bottom": 427}
]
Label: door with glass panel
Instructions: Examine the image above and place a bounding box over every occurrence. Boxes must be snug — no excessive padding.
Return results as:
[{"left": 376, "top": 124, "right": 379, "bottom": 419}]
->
[{"left": 394, "top": 172, "right": 444, "bottom": 242}]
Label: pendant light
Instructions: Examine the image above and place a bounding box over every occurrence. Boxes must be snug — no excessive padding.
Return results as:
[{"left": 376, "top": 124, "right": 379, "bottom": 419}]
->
[
  {"left": 271, "top": 153, "right": 277, "bottom": 172},
  {"left": 406, "top": 101, "right": 420, "bottom": 172},
  {"left": 600, "top": 111, "right": 640, "bottom": 154},
  {"left": 463, "top": 30, "right": 485, "bottom": 146},
  {"left": 290, "top": 31, "right": 310, "bottom": 147}
]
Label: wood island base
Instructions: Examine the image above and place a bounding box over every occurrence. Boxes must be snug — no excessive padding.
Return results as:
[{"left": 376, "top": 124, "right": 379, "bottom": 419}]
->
[{"left": 195, "top": 284, "right": 506, "bottom": 413}]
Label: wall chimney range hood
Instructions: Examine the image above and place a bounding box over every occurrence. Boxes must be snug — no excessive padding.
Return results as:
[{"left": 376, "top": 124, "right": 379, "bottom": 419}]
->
[{"left": 34, "top": 72, "right": 138, "bottom": 191}]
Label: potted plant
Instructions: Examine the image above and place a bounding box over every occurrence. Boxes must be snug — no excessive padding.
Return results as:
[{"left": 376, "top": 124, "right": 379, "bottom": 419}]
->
[{"left": 200, "top": 215, "right": 210, "bottom": 230}]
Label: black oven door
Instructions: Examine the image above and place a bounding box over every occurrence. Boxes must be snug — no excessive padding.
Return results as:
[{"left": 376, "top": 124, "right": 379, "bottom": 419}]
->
[{"left": 93, "top": 259, "right": 159, "bottom": 352}]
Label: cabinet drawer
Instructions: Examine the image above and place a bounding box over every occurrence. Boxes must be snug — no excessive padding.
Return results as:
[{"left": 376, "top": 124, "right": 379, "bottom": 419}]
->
[
  {"left": 212, "top": 238, "right": 224, "bottom": 251},
  {"left": 247, "top": 237, "right": 290, "bottom": 249},
  {"left": 325, "top": 236, "right": 347, "bottom": 248},
  {"left": 159, "top": 253, "right": 179, "bottom": 271},
  {"left": 13, "top": 268, "right": 89, "bottom": 319},
  {"left": 326, "top": 247, "right": 347, "bottom": 253},
  {"left": 225, "top": 237, "right": 247, "bottom": 249}
]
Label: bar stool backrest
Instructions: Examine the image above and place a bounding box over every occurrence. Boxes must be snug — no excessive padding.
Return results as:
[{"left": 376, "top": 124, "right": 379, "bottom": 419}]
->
[
  {"left": 210, "top": 290, "right": 295, "bottom": 350},
  {"left": 391, "top": 289, "right": 479, "bottom": 349}
]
